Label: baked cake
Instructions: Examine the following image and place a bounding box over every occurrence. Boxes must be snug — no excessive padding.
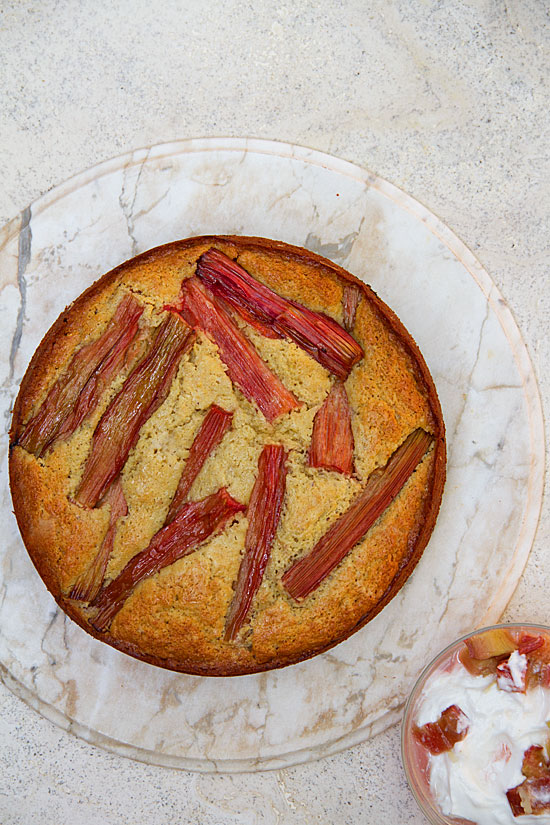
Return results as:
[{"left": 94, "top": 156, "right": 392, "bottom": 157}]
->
[{"left": 9, "top": 235, "right": 446, "bottom": 675}]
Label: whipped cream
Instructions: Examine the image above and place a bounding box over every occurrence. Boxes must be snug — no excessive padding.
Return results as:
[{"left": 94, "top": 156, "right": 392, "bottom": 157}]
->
[{"left": 416, "top": 658, "right": 550, "bottom": 825}]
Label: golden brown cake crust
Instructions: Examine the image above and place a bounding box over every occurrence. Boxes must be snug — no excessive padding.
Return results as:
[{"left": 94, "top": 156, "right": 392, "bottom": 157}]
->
[{"left": 9, "top": 235, "right": 446, "bottom": 676}]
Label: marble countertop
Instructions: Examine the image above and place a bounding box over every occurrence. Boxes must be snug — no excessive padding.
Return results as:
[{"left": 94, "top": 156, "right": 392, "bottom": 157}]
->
[{"left": 0, "top": 1, "right": 548, "bottom": 823}]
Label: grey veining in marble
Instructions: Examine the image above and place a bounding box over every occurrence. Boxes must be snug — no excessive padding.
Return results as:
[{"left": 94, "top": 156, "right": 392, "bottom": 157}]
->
[{"left": 0, "top": 139, "right": 543, "bottom": 773}]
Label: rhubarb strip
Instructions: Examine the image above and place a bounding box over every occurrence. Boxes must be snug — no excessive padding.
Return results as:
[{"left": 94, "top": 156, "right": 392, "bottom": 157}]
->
[
  {"left": 57, "top": 324, "right": 147, "bottom": 444},
  {"left": 165, "top": 404, "right": 234, "bottom": 524},
  {"left": 17, "top": 294, "right": 143, "bottom": 457},
  {"left": 308, "top": 381, "right": 355, "bottom": 475},
  {"left": 91, "top": 488, "right": 245, "bottom": 631},
  {"left": 225, "top": 444, "right": 288, "bottom": 641},
  {"left": 196, "top": 248, "right": 363, "bottom": 379},
  {"left": 215, "top": 294, "right": 281, "bottom": 340},
  {"left": 342, "top": 283, "right": 361, "bottom": 333},
  {"left": 75, "top": 313, "right": 194, "bottom": 509},
  {"left": 283, "top": 428, "right": 433, "bottom": 600},
  {"left": 69, "top": 478, "right": 128, "bottom": 602},
  {"left": 176, "top": 277, "right": 301, "bottom": 422}
]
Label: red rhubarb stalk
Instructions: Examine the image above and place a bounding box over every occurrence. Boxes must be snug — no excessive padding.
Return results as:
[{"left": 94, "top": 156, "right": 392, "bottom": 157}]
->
[
  {"left": 17, "top": 294, "right": 143, "bottom": 456},
  {"left": 165, "top": 404, "right": 234, "bottom": 524},
  {"left": 225, "top": 444, "right": 288, "bottom": 641},
  {"left": 69, "top": 478, "right": 128, "bottom": 602},
  {"left": 90, "top": 488, "right": 245, "bottom": 631},
  {"left": 57, "top": 323, "right": 146, "bottom": 443},
  {"left": 176, "top": 277, "right": 301, "bottom": 422},
  {"left": 75, "top": 313, "right": 194, "bottom": 509},
  {"left": 308, "top": 381, "right": 355, "bottom": 475},
  {"left": 342, "top": 283, "right": 362, "bottom": 333},
  {"left": 215, "top": 294, "right": 281, "bottom": 340},
  {"left": 283, "top": 428, "right": 433, "bottom": 600},
  {"left": 196, "top": 248, "right": 363, "bottom": 379}
]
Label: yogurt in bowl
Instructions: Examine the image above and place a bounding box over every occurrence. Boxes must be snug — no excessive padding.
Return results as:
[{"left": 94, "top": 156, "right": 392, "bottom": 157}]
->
[{"left": 401, "top": 624, "right": 550, "bottom": 824}]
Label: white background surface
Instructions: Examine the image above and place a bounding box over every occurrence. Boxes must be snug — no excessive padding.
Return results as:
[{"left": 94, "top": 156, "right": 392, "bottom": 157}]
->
[{"left": 0, "top": 2, "right": 548, "bottom": 823}]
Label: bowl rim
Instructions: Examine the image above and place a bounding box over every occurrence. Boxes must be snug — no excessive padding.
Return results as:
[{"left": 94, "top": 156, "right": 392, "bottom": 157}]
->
[{"left": 400, "top": 621, "right": 550, "bottom": 825}]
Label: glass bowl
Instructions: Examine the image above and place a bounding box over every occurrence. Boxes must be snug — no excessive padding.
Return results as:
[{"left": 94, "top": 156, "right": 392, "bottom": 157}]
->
[{"left": 401, "top": 622, "right": 550, "bottom": 825}]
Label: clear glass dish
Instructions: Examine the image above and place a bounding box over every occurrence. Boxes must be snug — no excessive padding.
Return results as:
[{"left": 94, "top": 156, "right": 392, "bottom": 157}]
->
[{"left": 401, "top": 622, "right": 550, "bottom": 825}]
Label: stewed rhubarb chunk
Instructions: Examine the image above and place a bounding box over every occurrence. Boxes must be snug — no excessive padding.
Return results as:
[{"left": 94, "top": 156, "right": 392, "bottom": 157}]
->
[
  {"left": 522, "top": 746, "right": 550, "bottom": 780},
  {"left": 508, "top": 748, "right": 550, "bottom": 816},
  {"left": 225, "top": 444, "right": 288, "bottom": 641},
  {"left": 525, "top": 635, "right": 550, "bottom": 689},
  {"left": 507, "top": 778, "right": 550, "bottom": 817},
  {"left": 458, "top": 628, "right": 519, "bottom": 677},
  {"left": 283, "top": 428, "right": 432, "bottom": 600},
  {"left": 91, "top": 488, "right": 245, "bottom": 631},
  {"left": 519, "top": 635, "right": 545, "bottom": 655},
  {"left": 17, "top": 293, "right": 143, "bottom": 457},
  {"left": 458, "top": 645, "right": 502, "bottom": 677},
  {"left": 176, "top": 277, "right": 301, "bottom": 422},
  {"left": 75, "top": 313, "right": 194, "bottom": 509},
  {"left": 196, "top": 248, "right": 364, "bottom": 379},
  {"left": 523, "top": 778, "right": 550, "bottom": 815},
  {"left": 465, "top": 628, "right": 516, "bottom": 660},
  {"left": 69, "top": 478, "right": 128, "bottom": 602},
  {"left": 165, "top": 405, "right": 233, "bottom": 524},
  {"left": 539, "top": 664, "right": 550, "bottom": 688},
  {"left": 507, "top": 785, "right": 526, "bottom": 818},
  {"left": 342, "top": 283, "right": 362, "bottom": 333},
  {"left": 413, "top": 705, "right": 470, "bottom": 755},
  {"left": 308, "top": 380, "right": 355, "bottom": 475}
]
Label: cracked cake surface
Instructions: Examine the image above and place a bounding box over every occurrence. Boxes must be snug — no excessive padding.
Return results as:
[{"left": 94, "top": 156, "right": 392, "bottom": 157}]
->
[{"left": 9, "top": 235, "right": 446, "bottom": 675}]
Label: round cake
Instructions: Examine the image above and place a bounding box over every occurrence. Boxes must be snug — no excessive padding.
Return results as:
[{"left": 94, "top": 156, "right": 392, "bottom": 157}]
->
[{"left": 9, "top": 235, "right": 446, "bottom": 675}]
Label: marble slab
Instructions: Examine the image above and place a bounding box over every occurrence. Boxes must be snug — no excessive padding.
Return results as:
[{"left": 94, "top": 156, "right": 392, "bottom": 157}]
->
[{"left": 0, "top": 138, "right": 544, "bottom": 772}]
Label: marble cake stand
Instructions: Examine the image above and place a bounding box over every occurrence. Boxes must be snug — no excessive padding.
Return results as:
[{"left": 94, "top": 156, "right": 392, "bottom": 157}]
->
[{"left": 0, "top": 138, "right": 544, "bottom": 772}]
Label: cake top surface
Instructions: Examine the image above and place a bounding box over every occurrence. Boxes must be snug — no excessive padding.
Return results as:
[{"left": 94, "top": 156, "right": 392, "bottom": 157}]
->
[{"left": 9, "top": 235, "right": 445, "bottom": 675}]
